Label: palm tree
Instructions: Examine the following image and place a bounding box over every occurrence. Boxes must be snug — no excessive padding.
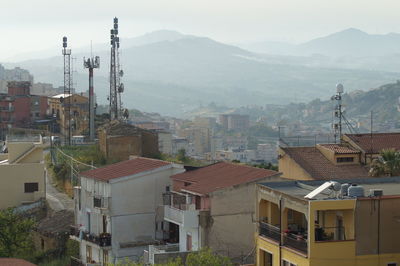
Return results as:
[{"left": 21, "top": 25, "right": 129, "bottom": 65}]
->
[{"left": 369, "top": 148, "right": 400, "bottom": 177}]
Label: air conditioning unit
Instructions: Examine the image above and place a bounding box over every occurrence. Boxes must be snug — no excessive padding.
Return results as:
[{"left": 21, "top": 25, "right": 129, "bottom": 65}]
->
[{"left": 369, "top": 189, "right": 383, "bottom": 197}]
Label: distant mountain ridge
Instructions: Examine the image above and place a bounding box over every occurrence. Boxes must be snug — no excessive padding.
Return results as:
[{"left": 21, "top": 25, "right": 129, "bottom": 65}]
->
[
  {"left": 241, "top": 28, "right": 400, "bottom": 57},
  {"left": 2, "top": 29, "right": 400, "bottom": 116}
]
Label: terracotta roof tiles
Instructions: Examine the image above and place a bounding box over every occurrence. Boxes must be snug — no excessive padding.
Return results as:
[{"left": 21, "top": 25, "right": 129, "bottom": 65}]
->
[
  {"left": 0, "top": 259, "right": 36, "bottom": 266},
  {"left": 80, "top": 157, "right": 171, "bottom": 182},
  {"left": 345, "top": 133, "right": 400, "bottom": 154},
  {"left": 281, "top": 146, "right": 369, "bottom": 180},
  {"left": 171, "top": 162, "right": 279, "bottom": 195},
  {"left": 318, "top": 144, "right": 360, "bottom": 154}
]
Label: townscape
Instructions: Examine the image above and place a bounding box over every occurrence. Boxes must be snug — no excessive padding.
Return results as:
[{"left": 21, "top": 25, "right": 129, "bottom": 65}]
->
[{"left": 2, "top": 3, "right": 400, "bottom": 266}]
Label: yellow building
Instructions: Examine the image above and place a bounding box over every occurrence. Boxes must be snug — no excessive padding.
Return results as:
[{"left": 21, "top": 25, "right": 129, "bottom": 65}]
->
[
  {"left": 49, "top": 93, "right": 89, "bottom": 137},
  {"left": 278, "top": 144, "right": 369, "bottom": 180},
  {"left": 0, "top": 136, "right": 46, "bottom": 209},
  {"left": 256, "top": 177, "right": 400, "bottom": 266}
]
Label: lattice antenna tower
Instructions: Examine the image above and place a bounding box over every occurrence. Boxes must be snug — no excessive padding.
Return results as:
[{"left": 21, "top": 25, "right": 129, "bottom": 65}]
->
[
  {"left": 109, "top": 17, "right": 125, "bottom": 120},
  {"left": 62, "top": 37, "right": 72, "bottom": 145},
  {"left": 331, "top": 83, "right": 357, "bottom": 143}
]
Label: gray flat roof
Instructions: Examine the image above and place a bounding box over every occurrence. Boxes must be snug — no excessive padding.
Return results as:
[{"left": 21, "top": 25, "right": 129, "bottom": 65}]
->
[{"left": 259, "top": 177, "right": 400, "bottom": 200}]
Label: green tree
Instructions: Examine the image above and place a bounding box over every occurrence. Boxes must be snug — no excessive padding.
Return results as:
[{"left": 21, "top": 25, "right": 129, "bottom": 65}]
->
[
  {"left": 0, "top": 208, "right": 35, "bottom": 257},
  {"left": 177, "top": 149, "right": 189, "bottom": 163},
  {"left": 186, "top": 248, "right": 233, "bottom": 266},
  {"left": 369, "top": 148, "right": 400, "bottom": 176}
]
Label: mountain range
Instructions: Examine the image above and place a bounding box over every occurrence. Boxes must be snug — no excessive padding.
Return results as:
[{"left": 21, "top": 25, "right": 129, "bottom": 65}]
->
[{"left": 2, "top": 29, "right": 400, "bottom": 116}]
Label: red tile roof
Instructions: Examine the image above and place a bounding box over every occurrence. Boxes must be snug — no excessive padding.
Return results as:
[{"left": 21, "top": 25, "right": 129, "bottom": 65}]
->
[
  {"left": 281, "top": 147, "right": 369, "bottom": 180},
  {"left": 0, "top": 259, "right": 36, "bottom": 266},
  {"left": 345, "top": 133, "right": 400, "bottom": 154},
  {"left": 80, "top": 157, "right": 171, "bottom": 182},
  {"left": 318, "top": 144, "right": 360, "bottom": 154},
  {"left": 171, "top": 162, "right": 279, "bottom": 195}
]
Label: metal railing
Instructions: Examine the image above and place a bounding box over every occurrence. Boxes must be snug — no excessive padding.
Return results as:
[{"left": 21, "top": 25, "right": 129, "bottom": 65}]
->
[
  {"left": 70, "top": 225, "right": 112, "bottom": 247},
  {"left": 259, "top": 222, "right": 308, "bottom": 254},
  {"left": 283, "top": 233, "right": 308, "bottom": 254},
  {"left": 259, "top": 222, "right": 281, "bottom": 242}
]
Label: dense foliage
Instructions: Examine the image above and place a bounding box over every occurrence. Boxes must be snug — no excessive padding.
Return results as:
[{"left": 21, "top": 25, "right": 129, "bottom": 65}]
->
[
  {"left": 369, "top": 148, "right": 400, "bottom": 177},
  {"left": 0, "top": 208, "right": 35, "bottom": 258}
]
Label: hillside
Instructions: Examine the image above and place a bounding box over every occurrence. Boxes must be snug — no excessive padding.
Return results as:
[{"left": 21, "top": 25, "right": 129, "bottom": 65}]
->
[
  {"left": 254, "top": 81, "right": 400, "bottom": 132},
  {"left": 3, "top": 30, "right": 400, "bottom": 116}
]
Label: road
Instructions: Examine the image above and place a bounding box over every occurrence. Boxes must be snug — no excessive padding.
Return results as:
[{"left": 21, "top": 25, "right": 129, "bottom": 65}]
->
[{"left": 46, "top": 167, "right": 74, "bottom": 211}]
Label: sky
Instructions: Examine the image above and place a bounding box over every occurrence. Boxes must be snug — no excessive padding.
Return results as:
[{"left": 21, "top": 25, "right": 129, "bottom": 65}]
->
[{"left": 2, "top": 0, "right": 400, "bottom": 61}]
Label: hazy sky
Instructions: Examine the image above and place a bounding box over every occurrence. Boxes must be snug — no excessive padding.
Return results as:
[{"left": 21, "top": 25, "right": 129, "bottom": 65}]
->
[{"left": 2, "top": 0, "right": 400, "bottom": 60}]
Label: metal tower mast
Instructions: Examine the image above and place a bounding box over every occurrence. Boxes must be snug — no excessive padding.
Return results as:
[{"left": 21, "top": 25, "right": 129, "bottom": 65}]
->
[
  {"left": 62, "top": 37, "right": 72, "bottom": 145},
  {"left": 84, "top": 56, "right": 100, "bottom": 142},
  {"left": 109, "top": 17, "right": 124, "bottom": 120}
]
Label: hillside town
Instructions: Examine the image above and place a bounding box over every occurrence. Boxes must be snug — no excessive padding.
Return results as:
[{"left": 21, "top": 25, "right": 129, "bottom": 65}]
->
[{"left": 2, "top": 7, "right": 400, "bottom": 266}]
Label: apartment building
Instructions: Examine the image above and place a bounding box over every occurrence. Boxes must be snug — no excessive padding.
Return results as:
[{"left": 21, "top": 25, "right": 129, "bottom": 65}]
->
[
  {"left": 0, "top": 137, "right": 46, "bottom": 209},
  {"left": 0, "top": 81, "right": 48, "bottom": 137},
  {"left": 48, "top": 93, "right": 89, "bottom": 137},
  {"left": 219, "top": 114, "right": 250, "bottom": 131},
  {"left": 256, "top": 177, "right": 400, "bottom": 266},
  {"left": 148, "top": 162, "right": 280, "bottom": 264},
  {"left": 70, "top": 157, "right": 184, "bottom": 265}
]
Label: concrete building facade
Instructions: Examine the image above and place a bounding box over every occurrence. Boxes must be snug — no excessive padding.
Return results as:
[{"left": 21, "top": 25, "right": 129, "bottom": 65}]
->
[
  {"left": 70, "top": 157, "right": 184, "bottom": 265},
  {"left": 0, "top": 137, "right": 46, "bottom": 209},
  {"left": 256, "top": 177, "right": 400, "bottom": 266}
]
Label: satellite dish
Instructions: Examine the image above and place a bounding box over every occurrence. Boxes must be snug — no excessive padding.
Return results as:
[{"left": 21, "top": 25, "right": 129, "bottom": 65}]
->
[{"left": 336, "top": 83, "right": 344, "bottom": 94}]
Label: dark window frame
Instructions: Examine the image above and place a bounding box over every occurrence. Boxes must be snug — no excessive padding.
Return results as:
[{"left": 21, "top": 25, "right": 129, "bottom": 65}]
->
[
  {"left": 337, "top": 157, "right": 354, "bottom": 163},
  {"left": 24, "top": 182, "right": 39, "bottom": 193}
]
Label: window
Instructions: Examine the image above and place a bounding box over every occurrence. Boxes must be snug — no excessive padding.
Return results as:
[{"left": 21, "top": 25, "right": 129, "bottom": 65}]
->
[
  {"left": 337, "top": 157, "right": 354, "bottom": 163},
  {"left": 24, "top": 183, "right": 39, "bottom": 193},
  {"left": 282, "top": 260, "right": 297, "bottom": 266},
  {"left": 94, "top": 197, "right": 101, "bottom": 208}
]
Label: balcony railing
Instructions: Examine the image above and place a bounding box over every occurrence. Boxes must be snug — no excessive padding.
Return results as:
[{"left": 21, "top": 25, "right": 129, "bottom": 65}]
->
[
  {"left": 259, "top": 222, "right": 308, "bottom": 254},
  {"left": 259, "top": 222, "right": 280, "bottom": 242},
  {"left": 70, "top": 226, "right": 111, "bottom": 247},
  {"left": 283, "top": 233, "right": 308, "bottom": 254}
]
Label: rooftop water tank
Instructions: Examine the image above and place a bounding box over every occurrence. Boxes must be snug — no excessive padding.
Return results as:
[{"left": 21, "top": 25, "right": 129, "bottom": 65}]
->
[{"left": 348, "top": 184, "right": 364, "bottom": 197}]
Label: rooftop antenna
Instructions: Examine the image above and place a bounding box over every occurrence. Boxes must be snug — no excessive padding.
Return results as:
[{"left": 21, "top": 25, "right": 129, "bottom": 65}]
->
[
  {"left": 62, "top": 36, "right": 72, "bottom": 145},
  {"left": 84, "top": 54, "right": 100, "bottom": 142},
  {"left": 331, "top": 83, "right": 357, "bottom": 143},
  {"left": 109, "top": 17, "right": 125, "bottom": 120}
]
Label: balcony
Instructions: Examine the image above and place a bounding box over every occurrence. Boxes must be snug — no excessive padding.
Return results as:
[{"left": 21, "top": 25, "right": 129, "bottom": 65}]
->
[
  {"left": 283, "top": 233, "right": 308, "bottom": 254},
  {"left": 259, "top": 222, "right": 280, "bottom": 242},
  {"left": 315, "top": 226, "right": 346, "bottom": 242},
  {"left": 164, "top": 204, "right": 199, "bottom": 228},
  {"left": 70, "top": 226, "right": 111, "bottom": 247},
  {"left": 258, "top": 222, "right": 308, "bottom": 255}
]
